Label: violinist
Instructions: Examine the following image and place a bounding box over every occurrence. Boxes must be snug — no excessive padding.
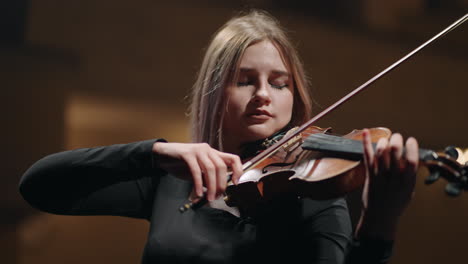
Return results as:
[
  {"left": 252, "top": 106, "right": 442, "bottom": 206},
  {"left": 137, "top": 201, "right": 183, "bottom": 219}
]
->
[{"left": 19, "top": 10, "right": 419, "bottom": 264}]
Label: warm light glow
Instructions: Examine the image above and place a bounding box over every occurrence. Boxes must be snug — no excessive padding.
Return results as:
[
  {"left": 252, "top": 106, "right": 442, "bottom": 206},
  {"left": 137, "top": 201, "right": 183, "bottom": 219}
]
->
[{"left": 65, "top": 92, "right": 189, "bottom": 148}]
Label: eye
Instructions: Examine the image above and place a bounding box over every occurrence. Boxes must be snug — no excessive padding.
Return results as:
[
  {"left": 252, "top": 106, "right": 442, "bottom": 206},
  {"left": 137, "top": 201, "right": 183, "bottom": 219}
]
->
[
  {"left": 269, "top": 74, "right": 290, "bottom": 89},
  {"left": 236, "top": 75, "right": 254, "bottom": 87},
  {"left": 237, "top": 81, "right": 253, "bottom": 87},
  {"left": 270, "top": 83, "right": 289, "bottom": 89}
]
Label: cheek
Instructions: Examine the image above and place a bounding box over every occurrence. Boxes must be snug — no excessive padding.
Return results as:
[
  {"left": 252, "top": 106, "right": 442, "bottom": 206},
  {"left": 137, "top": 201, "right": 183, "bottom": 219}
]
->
[
  {"left": 277, "top": 91, "right": 294, "bottom": 117},
  {"left": 226, "top": 90, "right": 250, "bottom": 113},
  {"left": 275, "top": 94, "right": 294, "bottom": 127}
]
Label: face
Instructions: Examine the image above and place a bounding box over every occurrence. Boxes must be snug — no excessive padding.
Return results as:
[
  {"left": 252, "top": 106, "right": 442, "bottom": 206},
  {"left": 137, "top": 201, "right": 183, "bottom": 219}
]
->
[{"left": 222, "top": 40, "right": 294, "bottom": 152}]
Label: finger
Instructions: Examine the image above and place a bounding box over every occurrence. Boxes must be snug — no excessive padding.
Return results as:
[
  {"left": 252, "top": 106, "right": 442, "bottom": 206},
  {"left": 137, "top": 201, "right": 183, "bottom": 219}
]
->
[
  {"left": 198, "top": 153, "right": 217, "bottom": 201},
  {"left": 184, "top": 155, "right": 204, "bottom": 197},
  {"left": 362, "top": 129, "right": 376, "bottom": 175},
  {"left": 208, "top": 152, "right": 228, "bottom": 198},
  {"left": 400, "top": 137, "right": 419, "bottom": 200},
  {"left": 388, "top": 133, "right": 404, "bottom": 172},
  {"left": 219, "top": 152, "right": 243, "bottom": 185},
  {"left": 404, "top": 137, "right": 419, "bottom": 175},
  {"left": 376, "top": 137, "right": 390, "bottom": 171}
]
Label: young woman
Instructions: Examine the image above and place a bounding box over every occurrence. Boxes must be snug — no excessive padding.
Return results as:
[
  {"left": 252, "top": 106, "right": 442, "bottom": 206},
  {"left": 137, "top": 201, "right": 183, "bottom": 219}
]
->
[{"left": 19, "top": 10, "right": 418, "bottom": 264}]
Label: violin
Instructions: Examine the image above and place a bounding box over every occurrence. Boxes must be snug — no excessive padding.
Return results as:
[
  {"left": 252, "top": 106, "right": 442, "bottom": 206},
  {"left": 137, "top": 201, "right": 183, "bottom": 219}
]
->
[
  {"left": 222, "top": 126, "right": 468, "bottom": 215},
  {"left": 179, "top": 13, "right": 468, "bottom": 214}
]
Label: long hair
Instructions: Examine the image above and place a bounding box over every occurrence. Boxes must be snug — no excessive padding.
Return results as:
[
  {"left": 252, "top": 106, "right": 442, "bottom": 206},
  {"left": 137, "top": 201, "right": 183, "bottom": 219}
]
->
[{"left": 189, "top": 10, "right": 312, "bottom": 150}]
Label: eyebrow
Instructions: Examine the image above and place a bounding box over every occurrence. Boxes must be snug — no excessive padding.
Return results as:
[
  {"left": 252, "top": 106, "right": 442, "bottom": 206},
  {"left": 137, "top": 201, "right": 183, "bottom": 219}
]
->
[{"left": 239, "top": 68, "right": 290, "bottom": 76}]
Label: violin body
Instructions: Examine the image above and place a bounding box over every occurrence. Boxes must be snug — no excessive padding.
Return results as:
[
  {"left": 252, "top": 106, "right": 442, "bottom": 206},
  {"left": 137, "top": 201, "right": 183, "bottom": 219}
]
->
[
  {"left": 179, "top": 14, "right": 468, "bottom": 214},
  {"left": 225, "top": 126, "right": 392, "bottom": 214}
]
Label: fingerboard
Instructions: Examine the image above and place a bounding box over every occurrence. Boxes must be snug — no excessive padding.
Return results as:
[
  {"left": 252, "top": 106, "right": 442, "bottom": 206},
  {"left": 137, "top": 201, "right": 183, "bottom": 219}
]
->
[{"left": 302, "top": 133, "right": 435, "bottom": 161}]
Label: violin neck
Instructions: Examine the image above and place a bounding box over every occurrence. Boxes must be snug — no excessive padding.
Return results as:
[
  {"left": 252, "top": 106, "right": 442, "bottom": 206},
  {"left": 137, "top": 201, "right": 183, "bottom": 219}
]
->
[{"left": 302, "top": 133, "right": 435, "bottom": 161}]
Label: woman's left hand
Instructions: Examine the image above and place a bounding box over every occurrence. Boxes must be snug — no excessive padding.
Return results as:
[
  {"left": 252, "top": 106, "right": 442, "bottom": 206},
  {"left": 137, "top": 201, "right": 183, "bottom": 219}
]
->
[{"left": 356, "top": 129, "right": 419, "bottom": 240}]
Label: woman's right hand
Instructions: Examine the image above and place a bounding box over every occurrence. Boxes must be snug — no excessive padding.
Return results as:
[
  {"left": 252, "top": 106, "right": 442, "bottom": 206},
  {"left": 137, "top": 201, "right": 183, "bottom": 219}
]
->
[{"left": 152, "top": 142, "right": 243, "bottom": 201}]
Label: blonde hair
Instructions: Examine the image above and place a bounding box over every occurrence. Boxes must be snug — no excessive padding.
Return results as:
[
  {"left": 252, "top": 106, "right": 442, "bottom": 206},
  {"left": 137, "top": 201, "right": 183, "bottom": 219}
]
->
[{"left": 189, "top": 10, "right": 312, "bottom": 150}]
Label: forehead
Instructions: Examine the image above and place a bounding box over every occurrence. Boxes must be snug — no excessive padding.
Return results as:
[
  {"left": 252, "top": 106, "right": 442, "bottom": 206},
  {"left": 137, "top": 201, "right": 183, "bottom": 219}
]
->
[{"left": 238, "top": 40, "right": 289, "bottom": 73}]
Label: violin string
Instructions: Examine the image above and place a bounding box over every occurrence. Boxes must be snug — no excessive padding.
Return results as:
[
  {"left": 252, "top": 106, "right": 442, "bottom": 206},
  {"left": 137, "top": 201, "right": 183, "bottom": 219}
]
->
[
  {"left": 182, "top": 14, "right": 468, "bottom": 212},
  {"left": 243, "top": 13, "right": 468, "bottom": 173}
]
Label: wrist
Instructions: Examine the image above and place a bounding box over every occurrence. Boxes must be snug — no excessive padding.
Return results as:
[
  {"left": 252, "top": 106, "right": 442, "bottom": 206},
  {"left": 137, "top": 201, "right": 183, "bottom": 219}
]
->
[
  {"left": 151, "top": 139, "right": 168, "bottom": 168},
  {"left": 152, "top": 142, "right": 162, "bottom": 153}
]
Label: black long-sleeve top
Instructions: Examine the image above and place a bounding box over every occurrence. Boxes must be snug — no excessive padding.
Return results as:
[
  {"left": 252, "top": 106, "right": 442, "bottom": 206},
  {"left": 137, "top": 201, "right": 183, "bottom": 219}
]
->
[{"left": 19, "top": 139, "right": 393, "bottom": 264}]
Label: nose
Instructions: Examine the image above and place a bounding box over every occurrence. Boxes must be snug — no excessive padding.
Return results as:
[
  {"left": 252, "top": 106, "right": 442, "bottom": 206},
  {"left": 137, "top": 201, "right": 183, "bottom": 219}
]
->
[{"left": 252, "top": 81, "right": 271, "bottom": 105}]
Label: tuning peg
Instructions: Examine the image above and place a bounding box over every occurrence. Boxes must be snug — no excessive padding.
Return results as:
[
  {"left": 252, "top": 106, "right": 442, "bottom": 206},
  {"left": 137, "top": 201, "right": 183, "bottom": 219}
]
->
[
  {"left": 445, "top": 182, "right": 462, "bottom": 197},
  {"left": 425, "top": 171, "right": 440, "bottom": 185},
  {"left": 444, "top": 146, "right": 459, "bottom": 159}
]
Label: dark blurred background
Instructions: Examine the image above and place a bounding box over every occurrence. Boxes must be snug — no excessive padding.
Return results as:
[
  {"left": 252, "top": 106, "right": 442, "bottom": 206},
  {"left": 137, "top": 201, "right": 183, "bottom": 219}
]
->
[{"left": 1, "top": 0, "right": 467, "bottom": 263}]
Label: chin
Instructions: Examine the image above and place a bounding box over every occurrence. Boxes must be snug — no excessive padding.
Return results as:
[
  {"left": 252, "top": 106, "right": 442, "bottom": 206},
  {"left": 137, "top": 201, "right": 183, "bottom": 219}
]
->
[{"left": 243, "top": 125, "right": 278, "bottom": 141}]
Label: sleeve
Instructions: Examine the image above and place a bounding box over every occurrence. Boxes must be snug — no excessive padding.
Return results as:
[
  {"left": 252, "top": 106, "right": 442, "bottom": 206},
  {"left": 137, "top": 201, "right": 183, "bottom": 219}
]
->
[
  {"left": 301, "top": 198, "right": 394, "bottom": 264},
  {"left": 300, "top": 198, "right": 353, "bottom": 264},
  {"left": 18, "top": 139, "right": 167, "bottom": 220}
]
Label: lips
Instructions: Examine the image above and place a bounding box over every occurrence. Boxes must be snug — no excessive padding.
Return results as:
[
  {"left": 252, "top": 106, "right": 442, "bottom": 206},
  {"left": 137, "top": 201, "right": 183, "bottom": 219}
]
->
[{"left": 246, "top": 109, "right": 273, "bottom": 121}]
